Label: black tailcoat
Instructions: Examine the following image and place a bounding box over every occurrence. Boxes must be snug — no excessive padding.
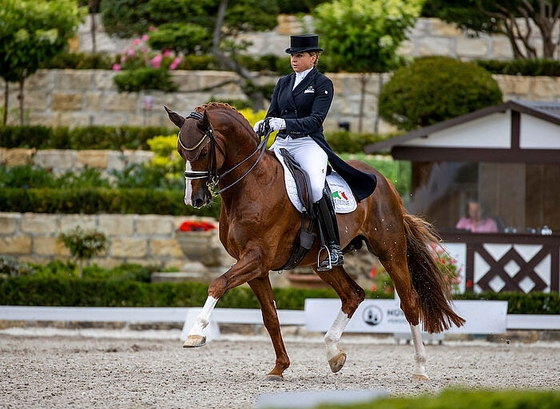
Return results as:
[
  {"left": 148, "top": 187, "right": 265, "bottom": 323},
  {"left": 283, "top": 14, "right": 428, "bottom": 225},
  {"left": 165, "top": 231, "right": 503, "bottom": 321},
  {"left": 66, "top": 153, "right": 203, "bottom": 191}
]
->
[{"left": 267, "top": 67, "right": 377, "bottom": 201}]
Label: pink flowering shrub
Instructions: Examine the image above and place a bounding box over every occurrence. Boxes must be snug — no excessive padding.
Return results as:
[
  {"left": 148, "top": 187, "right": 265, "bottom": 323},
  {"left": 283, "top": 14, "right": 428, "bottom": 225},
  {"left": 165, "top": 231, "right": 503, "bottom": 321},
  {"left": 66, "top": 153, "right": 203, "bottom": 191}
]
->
[{"left": 113, "top": 30, "right": 182, "bottom": 72}]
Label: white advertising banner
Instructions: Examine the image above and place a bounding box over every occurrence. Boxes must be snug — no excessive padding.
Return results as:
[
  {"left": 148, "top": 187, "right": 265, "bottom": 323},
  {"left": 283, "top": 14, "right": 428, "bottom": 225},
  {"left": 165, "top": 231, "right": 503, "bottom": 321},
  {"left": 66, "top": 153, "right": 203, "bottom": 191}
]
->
[{"left": 304, "top": 299, "right": 508, "bottom": 334}]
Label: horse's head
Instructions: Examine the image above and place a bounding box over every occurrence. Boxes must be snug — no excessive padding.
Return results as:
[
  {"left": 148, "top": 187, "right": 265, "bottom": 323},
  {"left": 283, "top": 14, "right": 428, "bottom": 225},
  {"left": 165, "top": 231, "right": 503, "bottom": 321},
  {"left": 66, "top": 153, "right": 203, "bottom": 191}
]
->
[{"left": 165, "top": 105, "right": 223, "bottom": 208}]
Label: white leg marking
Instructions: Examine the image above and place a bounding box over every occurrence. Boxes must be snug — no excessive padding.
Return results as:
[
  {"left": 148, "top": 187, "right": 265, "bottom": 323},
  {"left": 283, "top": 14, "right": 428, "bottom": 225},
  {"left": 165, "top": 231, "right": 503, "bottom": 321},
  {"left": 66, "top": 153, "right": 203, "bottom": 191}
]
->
[
  {"left": 188, "top": 296, "right": 218, "bottom": 338},
  {"left": 184, "top": 161, "right": 193, "bottom": 206},
  {"left": 410, "top": 323, "right": 429, "bottom": 380},
  {"left": 324, "top": 310, "right": 350, "bottom": 361}
]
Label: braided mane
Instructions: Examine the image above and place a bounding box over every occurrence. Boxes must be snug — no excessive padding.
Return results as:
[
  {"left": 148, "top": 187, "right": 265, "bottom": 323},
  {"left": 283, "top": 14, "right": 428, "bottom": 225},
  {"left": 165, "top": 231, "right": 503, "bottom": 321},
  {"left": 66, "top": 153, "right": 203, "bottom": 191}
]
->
[
  {"left": 194, "top": 102, "right": 255, "bottom": 137},
  {"left": 194, "top": 102, "right": 237, "bottom": 113}
]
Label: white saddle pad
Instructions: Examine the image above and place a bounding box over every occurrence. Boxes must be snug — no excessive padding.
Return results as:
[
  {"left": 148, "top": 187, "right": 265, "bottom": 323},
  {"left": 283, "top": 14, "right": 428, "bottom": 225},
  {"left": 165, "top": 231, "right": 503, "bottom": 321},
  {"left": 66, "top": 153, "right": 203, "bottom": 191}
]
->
[{"left": 274, "top": 146, "right": 357, "bottom": 214}]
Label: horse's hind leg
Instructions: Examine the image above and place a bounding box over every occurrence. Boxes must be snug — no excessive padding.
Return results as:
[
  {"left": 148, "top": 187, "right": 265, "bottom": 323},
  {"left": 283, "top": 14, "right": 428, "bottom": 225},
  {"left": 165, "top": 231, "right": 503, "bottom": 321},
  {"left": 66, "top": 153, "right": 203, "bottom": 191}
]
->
[
  {"left": 409, "top": 323, "right": 428, "bottom": 380},
  {"left": 315, "top": 266, "right": 365, "bottom": 373},
  {"left": 382, "top": 256, "right": 428, "bottom": 381}
]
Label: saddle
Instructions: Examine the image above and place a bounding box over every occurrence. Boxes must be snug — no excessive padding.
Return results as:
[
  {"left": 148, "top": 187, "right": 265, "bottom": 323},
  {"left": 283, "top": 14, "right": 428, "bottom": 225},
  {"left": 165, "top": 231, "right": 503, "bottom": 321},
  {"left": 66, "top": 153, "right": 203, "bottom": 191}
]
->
[{"left": 274, "top": 148, "right": 317, "bottom": 271}]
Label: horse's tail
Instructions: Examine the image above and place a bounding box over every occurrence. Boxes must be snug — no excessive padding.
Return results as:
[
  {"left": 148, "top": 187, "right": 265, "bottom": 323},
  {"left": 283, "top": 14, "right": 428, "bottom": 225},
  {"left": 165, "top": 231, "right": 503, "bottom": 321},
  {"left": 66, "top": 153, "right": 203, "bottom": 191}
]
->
[{"left": 402, "top": 211, "right": 466, "bottom": 333}]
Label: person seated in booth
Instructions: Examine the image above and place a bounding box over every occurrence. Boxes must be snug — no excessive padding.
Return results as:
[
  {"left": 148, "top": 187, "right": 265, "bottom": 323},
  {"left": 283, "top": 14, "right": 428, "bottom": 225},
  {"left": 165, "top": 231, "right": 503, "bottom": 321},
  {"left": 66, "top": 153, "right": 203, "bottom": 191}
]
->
[{"left": 456, "top": 199, "right": 499, "bottom": 233}]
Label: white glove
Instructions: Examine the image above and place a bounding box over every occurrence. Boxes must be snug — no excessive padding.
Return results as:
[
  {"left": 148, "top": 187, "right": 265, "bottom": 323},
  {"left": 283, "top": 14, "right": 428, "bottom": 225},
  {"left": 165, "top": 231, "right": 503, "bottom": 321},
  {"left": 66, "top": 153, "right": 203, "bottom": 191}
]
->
[
  {"left": 268, "top": 117, "right": 286, "bottom": 131},
  {"left": 253, "top": 120, "right": 265, "bottom": 134}
]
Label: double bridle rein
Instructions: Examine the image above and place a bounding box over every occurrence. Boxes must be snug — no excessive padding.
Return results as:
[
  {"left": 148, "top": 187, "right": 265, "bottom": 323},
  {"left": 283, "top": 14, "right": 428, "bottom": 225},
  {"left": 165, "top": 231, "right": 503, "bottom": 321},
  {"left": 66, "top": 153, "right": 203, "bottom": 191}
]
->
[{"left": 178, "top": 111, "right": 271, "bottom": 195}]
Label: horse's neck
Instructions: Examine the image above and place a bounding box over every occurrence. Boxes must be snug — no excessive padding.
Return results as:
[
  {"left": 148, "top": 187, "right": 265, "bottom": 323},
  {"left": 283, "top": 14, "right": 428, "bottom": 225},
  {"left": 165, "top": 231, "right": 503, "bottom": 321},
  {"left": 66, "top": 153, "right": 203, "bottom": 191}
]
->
[{"left": 219, "top": 151, "right": 283, "bottom": 205}]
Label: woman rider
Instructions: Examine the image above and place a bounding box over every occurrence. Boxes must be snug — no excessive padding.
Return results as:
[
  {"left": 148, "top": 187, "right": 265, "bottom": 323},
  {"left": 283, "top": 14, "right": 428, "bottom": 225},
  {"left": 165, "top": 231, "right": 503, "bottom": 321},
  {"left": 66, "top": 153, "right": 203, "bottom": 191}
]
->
[{"left": 254, "top": 34, "right": 377, "bottom": 270}]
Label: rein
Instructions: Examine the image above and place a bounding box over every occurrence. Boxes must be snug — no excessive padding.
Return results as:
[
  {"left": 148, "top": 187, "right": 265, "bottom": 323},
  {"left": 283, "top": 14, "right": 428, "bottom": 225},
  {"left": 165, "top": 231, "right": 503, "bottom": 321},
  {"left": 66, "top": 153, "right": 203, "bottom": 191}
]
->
[{"left": 179, "top": 111, "right": 272, "bottom": 195}]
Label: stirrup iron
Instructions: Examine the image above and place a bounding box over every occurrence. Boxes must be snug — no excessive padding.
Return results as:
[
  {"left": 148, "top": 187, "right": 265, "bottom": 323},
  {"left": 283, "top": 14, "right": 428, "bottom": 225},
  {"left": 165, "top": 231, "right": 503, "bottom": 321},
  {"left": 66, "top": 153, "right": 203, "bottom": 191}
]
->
[{"left": 317, "top": 246, "right": 333, "bottom": 272}]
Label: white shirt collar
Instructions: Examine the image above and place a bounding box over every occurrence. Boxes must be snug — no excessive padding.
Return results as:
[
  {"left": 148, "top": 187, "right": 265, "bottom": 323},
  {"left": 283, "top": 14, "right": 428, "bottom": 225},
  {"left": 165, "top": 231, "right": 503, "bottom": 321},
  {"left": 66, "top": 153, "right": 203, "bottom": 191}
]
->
[
  {"left": 293, "top": 68, "right": 313, "bottom": 89},
  {"left": 296, "top": 67, "right": 313, "bottom": 81}
]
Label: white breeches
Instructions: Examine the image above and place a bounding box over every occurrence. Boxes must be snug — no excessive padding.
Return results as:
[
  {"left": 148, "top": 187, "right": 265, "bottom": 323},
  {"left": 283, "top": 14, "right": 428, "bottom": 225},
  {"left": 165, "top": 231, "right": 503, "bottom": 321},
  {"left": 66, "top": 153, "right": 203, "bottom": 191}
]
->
[{"left": 271, "top": 136, "right": 328, "bottom": 202}]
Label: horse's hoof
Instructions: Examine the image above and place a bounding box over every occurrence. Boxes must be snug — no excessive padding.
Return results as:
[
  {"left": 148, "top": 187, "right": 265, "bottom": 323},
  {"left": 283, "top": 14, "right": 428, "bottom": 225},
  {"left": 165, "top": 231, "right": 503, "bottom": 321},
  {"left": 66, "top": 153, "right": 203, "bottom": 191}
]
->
[
  {"left": 266, "top": 374, "right": 284, "bottom": 382},
  {"left": 328, "top": 351, "right": 347, "bottom": 373},
  {"left": 183, "top": 335, "right": 206, "bottom": 348},
  {"left": 412, "top": 374, "right": 429, "bottom": 381}
]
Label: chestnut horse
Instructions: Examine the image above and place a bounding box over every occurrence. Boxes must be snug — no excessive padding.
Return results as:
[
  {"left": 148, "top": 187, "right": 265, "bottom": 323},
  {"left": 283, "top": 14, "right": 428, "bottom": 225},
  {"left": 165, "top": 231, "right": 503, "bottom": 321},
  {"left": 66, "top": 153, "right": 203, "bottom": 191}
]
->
[{"left": 165, "top": 102, "right": 465, "bottom": 381}]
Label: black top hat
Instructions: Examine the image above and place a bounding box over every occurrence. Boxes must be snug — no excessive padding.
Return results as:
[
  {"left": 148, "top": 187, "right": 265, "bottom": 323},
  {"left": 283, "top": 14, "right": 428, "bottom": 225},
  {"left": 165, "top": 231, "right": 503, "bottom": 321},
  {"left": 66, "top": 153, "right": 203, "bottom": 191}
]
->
[{"left": 285, "top": 34, "right": 323, "bottom": 54}]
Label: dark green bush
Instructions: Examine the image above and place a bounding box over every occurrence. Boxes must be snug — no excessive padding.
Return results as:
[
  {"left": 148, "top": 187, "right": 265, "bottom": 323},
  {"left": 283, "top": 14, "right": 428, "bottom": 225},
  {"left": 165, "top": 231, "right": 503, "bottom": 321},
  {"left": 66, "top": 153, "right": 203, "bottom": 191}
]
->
[
  {"left": 113, "top": 68, "right": 179, "bottom": 93},
  {"left": 379, "top": 56, "right": 503, "bottom": 131},
  {"left": 0, "top": 125, "right": 172, "bottom": 149}
]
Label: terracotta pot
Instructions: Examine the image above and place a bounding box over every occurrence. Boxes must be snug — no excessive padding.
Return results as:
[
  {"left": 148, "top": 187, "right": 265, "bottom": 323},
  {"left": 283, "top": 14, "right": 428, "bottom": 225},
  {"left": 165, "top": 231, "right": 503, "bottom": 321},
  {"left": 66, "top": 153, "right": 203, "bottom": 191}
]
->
[{"left": 176, "top": 231, "right": 221, "bottom": 267}]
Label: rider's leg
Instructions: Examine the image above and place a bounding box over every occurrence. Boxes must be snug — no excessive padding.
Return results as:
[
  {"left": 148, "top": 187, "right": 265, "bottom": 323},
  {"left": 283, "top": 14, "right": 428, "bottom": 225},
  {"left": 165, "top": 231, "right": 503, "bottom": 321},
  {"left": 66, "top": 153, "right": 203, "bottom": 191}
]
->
[
  {"left": 314, "top": 190, "right": 343, "bottom": 268},
  {"left": 276, "top": 136, "right": 342, "bottom": 269}
]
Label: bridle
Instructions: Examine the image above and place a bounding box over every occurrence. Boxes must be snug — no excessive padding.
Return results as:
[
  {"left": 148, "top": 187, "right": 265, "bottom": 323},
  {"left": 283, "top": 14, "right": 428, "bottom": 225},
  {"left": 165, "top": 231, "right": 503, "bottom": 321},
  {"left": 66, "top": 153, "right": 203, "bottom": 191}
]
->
[{"left": 178, "top": 111, "right": 272, "bottom": 195}]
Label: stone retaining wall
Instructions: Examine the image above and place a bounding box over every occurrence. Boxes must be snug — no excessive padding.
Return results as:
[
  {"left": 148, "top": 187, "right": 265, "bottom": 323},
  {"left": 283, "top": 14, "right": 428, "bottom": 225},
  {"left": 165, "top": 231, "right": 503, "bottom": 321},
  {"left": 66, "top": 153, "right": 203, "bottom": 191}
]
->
[
  {"left": 0, "top": 212, "right": 229, "bottom": 270},
  {"left": 1, "top": 70, "right": 559, "bottom": 135}
]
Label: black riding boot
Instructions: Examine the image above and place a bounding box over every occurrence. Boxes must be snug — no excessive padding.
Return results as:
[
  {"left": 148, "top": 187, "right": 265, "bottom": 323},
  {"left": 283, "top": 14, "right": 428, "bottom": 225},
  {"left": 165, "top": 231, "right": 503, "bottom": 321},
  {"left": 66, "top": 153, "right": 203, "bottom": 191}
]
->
[{"left": 314, "top": 193, "right": 343, "bottom": 270}]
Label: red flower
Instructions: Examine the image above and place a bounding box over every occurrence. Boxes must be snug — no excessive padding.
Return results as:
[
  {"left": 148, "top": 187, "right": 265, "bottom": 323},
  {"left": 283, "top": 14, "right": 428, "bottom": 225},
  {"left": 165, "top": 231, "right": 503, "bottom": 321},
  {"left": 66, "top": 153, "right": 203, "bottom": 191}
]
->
[{"left": 178, "top": 220, "right": 217, "bottom": 232}]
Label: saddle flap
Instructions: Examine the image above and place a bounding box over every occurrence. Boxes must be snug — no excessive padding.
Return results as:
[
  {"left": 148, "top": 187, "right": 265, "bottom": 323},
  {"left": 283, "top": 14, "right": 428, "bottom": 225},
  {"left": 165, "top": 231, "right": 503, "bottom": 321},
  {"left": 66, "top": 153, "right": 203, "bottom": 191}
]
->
[
  {"left": 278, "top": 148, "right": 313, "bottom": 213},
  {"left": 274, "top": 146, "right": 357, "bottom": 214}
]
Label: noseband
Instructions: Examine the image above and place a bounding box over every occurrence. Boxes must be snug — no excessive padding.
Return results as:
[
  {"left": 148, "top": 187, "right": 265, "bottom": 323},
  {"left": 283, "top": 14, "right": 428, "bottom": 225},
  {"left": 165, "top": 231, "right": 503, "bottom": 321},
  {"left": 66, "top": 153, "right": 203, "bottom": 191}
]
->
[{"left": 179, "top": 111, "right": 271, "bottom": 195}]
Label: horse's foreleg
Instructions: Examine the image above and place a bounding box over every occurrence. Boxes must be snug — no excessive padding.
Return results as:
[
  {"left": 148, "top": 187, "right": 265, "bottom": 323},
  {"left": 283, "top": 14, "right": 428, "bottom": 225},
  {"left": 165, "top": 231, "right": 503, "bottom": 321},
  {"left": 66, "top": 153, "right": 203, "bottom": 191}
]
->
[
  {"left": 183, "top": 296, "right": 218, "bottom": 348},
  {"left": 410, "top": 323, "right": 428, "bottom": 381},
  {"left": 248, "top": 277, "right": 290, "bottom": 381},
  {"left": 184, "top": 252, "right": 263, "bottom": 348}
]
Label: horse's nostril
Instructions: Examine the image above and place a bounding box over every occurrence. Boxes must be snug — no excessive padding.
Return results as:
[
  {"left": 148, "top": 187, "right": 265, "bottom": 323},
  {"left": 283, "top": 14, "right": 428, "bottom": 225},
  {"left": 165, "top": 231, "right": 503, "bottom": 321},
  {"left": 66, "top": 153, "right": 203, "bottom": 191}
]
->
[{"left": 193, "top": 198, "right": 204, "bottom": 208}]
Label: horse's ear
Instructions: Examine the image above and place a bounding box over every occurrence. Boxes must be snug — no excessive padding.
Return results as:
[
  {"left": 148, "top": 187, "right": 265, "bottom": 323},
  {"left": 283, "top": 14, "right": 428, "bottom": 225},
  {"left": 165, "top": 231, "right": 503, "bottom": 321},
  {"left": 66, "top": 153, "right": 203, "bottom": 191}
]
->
[
  {"left": 202, "top": 110, "right": 210, "bottom": 129},
  {"left": 164, "top": 106, "right": 185, "bottom": 128}
]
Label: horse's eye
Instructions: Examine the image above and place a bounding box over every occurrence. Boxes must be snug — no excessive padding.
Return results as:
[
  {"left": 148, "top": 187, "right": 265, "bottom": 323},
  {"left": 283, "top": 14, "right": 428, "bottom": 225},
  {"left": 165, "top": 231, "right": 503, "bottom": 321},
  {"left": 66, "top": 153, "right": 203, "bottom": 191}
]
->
[{"left": 199, "top": 150, "right": 208, "bottom": 160}]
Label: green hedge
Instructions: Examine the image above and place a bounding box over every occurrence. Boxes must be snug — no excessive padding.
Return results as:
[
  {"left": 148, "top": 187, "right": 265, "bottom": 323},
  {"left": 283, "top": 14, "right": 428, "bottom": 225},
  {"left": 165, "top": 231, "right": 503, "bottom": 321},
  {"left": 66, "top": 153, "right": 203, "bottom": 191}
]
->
[
  {"left": 1, "top": 275, "right": 558, "bottom": 313},
  {"left": 476, "top": 58, "right": 560, "bottom": 77},
  {"left": 456, "top": 292, "right": 560, "bottom": 315},
  {"left": 0, "top": 276, "right": 345, "bottom": 308},
  {"left": 0, "top": 125, "right": 386, "bottom": 153},
  {"left": 0, "top": 187, "right": 220, "bottom": 218},
  {"left": 0, "top": 125, "right": 172, "bottom": 150}
]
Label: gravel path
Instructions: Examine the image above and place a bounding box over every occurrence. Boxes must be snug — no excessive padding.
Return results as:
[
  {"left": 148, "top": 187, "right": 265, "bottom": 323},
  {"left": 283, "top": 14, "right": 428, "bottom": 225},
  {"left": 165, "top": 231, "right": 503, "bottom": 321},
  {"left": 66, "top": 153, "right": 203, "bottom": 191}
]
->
[{"left": 1, "top": 329, "right": 559, "bottom": 408}]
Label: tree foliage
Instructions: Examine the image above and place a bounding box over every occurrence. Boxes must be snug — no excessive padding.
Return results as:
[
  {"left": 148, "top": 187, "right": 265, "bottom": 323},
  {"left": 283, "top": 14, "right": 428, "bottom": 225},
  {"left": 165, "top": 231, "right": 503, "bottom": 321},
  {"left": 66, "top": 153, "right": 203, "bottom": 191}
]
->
[
  {"left": 314, "top": 0, "right": 425, "bottom": 73},
  {"left": 313, "top": 0, "right": 425, "bottom": 132},
  {"left": 422, "top": 0, "right": 560, "bottom": 59},
  {"left": 0, "top": 0, "right": 86, "bottom": 125},
  {"left": 378, "top": 56, "right": 503, "bottom": 131}
]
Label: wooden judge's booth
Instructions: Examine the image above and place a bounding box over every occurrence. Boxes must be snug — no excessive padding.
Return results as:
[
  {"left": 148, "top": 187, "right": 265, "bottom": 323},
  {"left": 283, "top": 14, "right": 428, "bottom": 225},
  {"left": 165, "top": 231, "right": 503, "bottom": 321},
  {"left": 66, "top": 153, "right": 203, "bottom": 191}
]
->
[{"left": 365, "top": 100, "right": 560, "bottom": 294}]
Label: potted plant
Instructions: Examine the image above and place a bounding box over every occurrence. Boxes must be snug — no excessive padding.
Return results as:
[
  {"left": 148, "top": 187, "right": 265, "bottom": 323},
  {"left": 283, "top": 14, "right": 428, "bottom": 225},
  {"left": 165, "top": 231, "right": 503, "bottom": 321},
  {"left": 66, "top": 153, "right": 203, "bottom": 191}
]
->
[{"left": 176, "top": 219, "right": 222, "bottom": 267}]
